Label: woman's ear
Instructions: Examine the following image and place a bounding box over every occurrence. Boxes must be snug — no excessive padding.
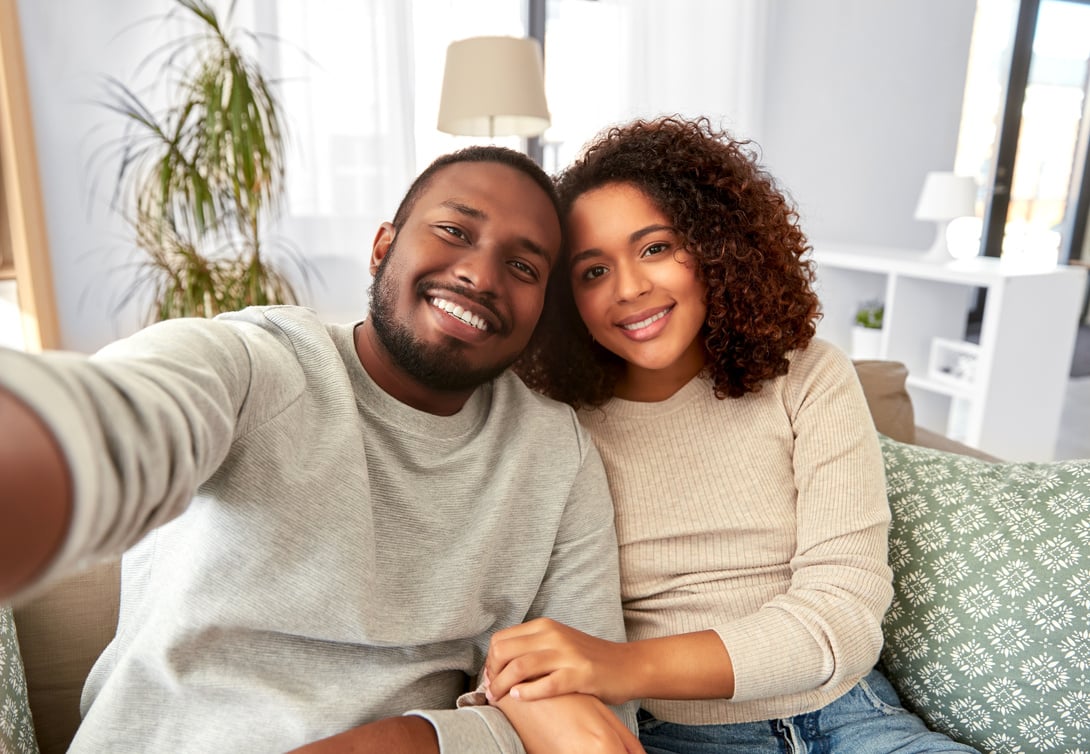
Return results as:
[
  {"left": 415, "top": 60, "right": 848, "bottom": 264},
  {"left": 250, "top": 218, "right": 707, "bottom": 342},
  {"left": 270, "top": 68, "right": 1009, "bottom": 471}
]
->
[{"left": 370, "top": 222, "right": 397, "bottom": 275}]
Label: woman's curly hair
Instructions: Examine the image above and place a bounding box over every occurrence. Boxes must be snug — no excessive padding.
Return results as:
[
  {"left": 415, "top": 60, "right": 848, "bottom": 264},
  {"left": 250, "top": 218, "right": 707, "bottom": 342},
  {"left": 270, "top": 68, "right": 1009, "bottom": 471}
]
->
[{"left": 515, "top": 116, "right": 821, "bottom": 408}]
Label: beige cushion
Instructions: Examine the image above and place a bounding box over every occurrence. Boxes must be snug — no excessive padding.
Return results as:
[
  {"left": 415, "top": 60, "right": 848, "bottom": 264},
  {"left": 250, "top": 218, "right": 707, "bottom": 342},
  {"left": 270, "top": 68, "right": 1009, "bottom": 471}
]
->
[
  {"left": 13, "top": 559, "right": 120, "bottom": 754},
  {"left": 852, "top": 359, "right": 916, "bottom": 444}
]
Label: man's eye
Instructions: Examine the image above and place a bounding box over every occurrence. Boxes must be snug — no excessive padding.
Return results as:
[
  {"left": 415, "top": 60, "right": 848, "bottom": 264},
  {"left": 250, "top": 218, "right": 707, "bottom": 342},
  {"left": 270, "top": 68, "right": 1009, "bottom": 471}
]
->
[
  {"left": 439, "top": 225, "right": 468, "bottom": 241},
  {"left": 509, "top": 259, "right": 540, "bottom": 281},
  {"left": 641, "top": 242, "right": 670, "bottom": 258}
]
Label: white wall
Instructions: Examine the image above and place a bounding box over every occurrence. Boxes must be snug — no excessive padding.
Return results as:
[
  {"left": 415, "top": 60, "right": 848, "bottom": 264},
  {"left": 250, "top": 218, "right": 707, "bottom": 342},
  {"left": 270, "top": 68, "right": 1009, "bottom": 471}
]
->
[
  {"left": 16, "top": 0, "right": 176, "bottom": 352},
  {"left": 755, "top": 0, "right": 977, "bottom": 250}
]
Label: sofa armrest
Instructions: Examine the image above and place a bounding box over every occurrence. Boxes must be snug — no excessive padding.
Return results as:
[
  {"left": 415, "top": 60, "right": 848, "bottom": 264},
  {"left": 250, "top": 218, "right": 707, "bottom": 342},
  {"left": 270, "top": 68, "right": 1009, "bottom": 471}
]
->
[
  {"left": 851, "top": 359, "right": 916, "bottom": 444},
  {"left": 913, "top": 426, "right": 1000, "bottom": 462},
  {"left": 852, "top": 358, "right": 1001, "bottom": 462},
  {"left": 13, "top": 559, "right": 120, "bottom": 754}
]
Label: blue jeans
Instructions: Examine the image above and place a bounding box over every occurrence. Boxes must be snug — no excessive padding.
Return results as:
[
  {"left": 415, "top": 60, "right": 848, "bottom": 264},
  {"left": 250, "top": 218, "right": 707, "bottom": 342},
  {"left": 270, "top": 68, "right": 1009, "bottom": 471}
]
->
[{"left": 638, "top": 669, "right": 979, "bottom": 753}]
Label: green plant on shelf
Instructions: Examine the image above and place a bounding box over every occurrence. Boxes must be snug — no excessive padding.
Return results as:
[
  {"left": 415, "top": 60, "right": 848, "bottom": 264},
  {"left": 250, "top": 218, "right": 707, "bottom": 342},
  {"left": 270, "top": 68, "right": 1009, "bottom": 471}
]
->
[{"left": 854, "top": 300, "right": 884, "bottom": 330}]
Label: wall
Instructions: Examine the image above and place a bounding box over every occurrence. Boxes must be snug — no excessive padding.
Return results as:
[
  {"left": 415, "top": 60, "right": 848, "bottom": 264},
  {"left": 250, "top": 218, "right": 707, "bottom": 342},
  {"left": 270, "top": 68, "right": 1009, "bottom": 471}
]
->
[
  {"left": 16, "top": 0, "right": 175, "bottom": 352},
  {"left": 755, "top": 0, "right": 977, "bottom": 250}
]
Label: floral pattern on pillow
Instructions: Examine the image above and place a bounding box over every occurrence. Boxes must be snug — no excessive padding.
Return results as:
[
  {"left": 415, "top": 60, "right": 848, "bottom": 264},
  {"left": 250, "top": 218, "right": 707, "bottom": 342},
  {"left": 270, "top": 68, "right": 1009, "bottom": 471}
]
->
[
  {"left": 878, "top": 435, "right": 1090, "bottom": 753},
  {"left": 0, "top": 606, "right": 37, "bottom": 754}
]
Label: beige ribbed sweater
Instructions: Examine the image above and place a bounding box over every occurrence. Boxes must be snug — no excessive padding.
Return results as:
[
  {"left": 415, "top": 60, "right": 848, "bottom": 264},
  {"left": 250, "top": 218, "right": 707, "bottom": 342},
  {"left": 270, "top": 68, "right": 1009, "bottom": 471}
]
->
[{"left": 579, "top": 338, "right": 893, "bottom": 725}]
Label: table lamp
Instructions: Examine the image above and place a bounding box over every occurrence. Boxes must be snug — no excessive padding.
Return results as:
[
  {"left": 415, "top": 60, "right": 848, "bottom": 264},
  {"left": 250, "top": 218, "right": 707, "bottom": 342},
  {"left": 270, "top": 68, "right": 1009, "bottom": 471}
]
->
[
  {"left": 437, "top": 36, "right": 550, "bottom": 140},
  {"left": 914, "top": 171, "right": 978, "bottom": 261}
]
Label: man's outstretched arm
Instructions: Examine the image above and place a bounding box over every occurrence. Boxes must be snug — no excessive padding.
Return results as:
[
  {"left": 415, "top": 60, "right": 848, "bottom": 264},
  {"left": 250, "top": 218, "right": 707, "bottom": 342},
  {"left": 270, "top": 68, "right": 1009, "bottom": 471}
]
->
[{"left": 0, "top": 385, "right": 72, "bottom": 599}]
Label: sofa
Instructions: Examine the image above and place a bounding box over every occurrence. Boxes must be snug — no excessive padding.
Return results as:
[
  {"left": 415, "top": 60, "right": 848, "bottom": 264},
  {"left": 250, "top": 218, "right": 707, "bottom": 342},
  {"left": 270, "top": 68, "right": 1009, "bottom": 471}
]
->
[{"left": 2, "top": 360, "right": 1086, "bottom": 753}]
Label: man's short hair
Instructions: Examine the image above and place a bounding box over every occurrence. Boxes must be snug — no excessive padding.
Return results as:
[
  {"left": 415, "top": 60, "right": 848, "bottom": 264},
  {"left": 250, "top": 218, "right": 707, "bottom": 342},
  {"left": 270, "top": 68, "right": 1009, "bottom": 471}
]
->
[{"left": 391, "top": 146, "right": 560, "bottom": 229}]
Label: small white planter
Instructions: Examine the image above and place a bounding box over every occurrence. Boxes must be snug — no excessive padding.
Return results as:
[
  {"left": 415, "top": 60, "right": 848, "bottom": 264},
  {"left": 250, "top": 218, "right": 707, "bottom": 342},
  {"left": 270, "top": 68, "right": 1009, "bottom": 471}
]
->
[{"left": 851, "top": 326, "right": 883, "bottom": 360}]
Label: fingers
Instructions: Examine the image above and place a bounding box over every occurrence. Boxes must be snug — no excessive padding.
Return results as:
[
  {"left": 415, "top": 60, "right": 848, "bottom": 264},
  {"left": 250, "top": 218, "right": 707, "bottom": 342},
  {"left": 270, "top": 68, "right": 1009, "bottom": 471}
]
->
[
  {"left": 486, "top": 629, "right": 567, "bottom": 696},
  {"left": 485, "top": 651, "right": 567, "bottom": 702}
]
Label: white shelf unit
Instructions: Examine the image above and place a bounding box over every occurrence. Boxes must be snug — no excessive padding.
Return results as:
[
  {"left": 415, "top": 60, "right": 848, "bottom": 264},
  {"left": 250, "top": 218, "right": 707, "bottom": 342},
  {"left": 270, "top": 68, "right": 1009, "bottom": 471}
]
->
[{"left": 811, "top": 245, "right": 1088, "bottom": 461}]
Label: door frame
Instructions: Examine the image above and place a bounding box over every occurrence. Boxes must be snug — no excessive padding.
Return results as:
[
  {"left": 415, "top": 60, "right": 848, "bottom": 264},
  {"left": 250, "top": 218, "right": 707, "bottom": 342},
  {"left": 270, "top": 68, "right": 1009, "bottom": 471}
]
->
[{"left": 0, "top": 0, "right": 59, "bottom": 351}]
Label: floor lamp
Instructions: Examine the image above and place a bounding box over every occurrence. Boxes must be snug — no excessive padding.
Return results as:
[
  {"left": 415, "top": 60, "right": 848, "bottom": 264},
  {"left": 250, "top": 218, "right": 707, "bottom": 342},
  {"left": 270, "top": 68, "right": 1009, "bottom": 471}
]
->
[{"left": 436, "top": 36, "right": 550, "bottom": 157}]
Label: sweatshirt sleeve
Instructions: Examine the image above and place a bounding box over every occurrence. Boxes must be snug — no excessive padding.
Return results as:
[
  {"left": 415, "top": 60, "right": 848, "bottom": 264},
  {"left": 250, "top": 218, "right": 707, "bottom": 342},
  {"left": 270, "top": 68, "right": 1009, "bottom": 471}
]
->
[
  {"left": 0, "top": 317, "right": 299, "bottom": 600},
  {"left": 713, "top": 344, "right": 893, "bottom": 702},
  {"left": 408, "top": 428, "right": 638, "bottom": 751}
]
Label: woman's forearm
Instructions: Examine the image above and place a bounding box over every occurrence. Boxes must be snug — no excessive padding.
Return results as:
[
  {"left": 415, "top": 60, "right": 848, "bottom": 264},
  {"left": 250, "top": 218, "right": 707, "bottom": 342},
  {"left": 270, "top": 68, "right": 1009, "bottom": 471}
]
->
[{"left": 619, "top": 629, "right": 735, "bottom": 701}]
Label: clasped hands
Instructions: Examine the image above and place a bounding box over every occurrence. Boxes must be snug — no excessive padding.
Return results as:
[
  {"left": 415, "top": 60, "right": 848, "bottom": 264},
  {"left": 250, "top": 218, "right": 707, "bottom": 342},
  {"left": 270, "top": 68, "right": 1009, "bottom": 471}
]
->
[{"left": 483, "top": 617, "right": 635, "bottom": 706}]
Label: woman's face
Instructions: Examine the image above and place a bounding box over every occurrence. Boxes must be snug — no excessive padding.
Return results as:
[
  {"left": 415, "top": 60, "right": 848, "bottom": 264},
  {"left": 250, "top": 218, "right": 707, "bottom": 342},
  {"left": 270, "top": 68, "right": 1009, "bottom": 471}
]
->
[{"left": 567, "top": 182, "right": 708, "bottom": 401}]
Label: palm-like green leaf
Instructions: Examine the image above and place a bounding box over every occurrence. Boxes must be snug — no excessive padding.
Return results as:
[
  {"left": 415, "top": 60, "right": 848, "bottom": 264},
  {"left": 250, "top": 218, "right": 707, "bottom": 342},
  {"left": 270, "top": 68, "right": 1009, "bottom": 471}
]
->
[{"left": 101, "top": 0, "right": 298, "bottom": 323}]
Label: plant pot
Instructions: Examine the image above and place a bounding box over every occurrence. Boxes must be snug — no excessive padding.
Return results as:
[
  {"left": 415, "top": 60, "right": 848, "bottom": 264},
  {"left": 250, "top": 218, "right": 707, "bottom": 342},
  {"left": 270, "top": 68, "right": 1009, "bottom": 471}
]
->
[{"left": 851, "top": 326, "right": 883, "bottom": 360}]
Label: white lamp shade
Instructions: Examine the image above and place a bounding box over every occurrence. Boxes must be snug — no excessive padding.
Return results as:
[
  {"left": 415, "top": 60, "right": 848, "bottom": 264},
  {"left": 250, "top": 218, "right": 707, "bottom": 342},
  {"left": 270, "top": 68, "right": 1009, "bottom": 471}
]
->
[
  {"left": 914, "top": 172, "right": 977, "bottom": 221},
  {"left": 437, "top": 36, "right": 550, "bottom": 138}
]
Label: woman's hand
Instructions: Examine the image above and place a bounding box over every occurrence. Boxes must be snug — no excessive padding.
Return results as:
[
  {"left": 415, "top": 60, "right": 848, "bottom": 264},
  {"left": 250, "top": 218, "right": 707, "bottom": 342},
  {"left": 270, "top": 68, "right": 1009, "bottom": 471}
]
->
[
  {"left": 492, "top": 692, "right": 644, "bottom": 754},
  {"left": 485, "top": 618, "right": 634, "bottom": 705}
]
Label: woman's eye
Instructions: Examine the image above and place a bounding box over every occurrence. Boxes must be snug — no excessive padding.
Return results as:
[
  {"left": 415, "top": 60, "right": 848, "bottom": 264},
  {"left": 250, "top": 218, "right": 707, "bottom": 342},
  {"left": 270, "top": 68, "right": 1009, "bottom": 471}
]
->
[
  {"left": 581, "top": 265, "right": 607, "bottom": 281},
  {"left": 641, "top": 242, "right": 670, "bottom": 258}
]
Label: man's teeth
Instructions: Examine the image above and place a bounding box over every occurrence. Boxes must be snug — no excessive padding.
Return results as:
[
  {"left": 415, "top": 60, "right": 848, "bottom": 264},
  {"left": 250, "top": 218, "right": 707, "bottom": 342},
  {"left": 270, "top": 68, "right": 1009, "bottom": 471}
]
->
[
  {"left": 621, "top": 309, "right": 669, "bottom": 331},
  {"left": 431, "top": 297, "right": 488, "bottom": 331}
]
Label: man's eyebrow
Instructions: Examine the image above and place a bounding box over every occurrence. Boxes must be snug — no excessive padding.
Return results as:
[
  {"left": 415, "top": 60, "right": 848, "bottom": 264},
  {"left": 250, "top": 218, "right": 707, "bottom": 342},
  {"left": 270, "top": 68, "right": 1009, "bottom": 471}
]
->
[
  {"left": 439, "top": 199, "right": 553, "bottom": 266},
  {"left": 440, "top": 199, "right": 487, "bottom": 220}
]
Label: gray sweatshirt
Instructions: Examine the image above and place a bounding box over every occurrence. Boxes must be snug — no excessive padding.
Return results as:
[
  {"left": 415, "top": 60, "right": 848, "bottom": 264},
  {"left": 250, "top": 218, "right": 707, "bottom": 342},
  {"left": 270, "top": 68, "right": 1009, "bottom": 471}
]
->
[{"left": 0, "top": 306, "right": 631, "bottom": 752}]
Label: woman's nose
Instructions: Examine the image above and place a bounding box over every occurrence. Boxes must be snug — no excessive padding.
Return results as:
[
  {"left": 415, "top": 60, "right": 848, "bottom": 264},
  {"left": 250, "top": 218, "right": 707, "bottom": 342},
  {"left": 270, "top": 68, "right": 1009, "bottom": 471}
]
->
[{"left": 614, "top": 261, "right": 651, "bottom": 302}]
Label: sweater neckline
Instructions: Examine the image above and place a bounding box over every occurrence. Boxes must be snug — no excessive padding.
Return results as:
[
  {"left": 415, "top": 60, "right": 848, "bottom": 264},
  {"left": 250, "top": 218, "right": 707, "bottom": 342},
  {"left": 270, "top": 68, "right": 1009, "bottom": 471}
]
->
[
  {"left": 593, "top": 373, "right": 712, "bottom": 420},
  {"left": 333, "top": 321, "right": 489, "bottom": 440}
]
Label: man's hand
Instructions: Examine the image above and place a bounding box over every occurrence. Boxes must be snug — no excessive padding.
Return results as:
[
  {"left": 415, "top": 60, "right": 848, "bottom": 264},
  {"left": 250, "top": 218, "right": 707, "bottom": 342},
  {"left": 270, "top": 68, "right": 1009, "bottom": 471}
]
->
[
  {"left": 285, "top": 715, "right": 439, "bottom": 753},
  {"left": 485, "top": 618, "right": 633, "bottom": 705},
  {"left": 492, "top": 692, "right": 644, "bottom": 754}
]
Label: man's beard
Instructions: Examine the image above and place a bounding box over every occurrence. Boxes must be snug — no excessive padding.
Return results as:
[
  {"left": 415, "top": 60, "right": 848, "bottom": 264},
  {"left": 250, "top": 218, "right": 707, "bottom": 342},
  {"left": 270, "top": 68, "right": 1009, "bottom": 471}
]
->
[{"left": 368, "top": 240, "right": 515, "bottom": 392}]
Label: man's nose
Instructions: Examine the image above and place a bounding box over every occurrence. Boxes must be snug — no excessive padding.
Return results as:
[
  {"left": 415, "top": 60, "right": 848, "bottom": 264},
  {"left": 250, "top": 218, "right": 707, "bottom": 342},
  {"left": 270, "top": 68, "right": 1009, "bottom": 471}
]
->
[{"left": 451, "top": 247, "right": 504, "bottom": 293}]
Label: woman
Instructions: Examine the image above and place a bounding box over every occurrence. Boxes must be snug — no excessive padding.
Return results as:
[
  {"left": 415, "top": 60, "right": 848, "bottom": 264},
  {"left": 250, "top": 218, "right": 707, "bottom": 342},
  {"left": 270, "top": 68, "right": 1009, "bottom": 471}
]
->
[{"left": 491, "top": 117, "right": 977, "bottom": 753}]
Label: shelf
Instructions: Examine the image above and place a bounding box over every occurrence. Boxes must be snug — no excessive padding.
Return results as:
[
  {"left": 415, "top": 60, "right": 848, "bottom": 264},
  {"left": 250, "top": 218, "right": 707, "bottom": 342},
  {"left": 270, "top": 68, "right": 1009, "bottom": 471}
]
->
[
  {"left": 812, "top": 243, "right": 1088, "bottom": 460},
  {"left": 906, "top": 374, "right": 976, "bottom": 400},
  {"left": 927, "top": 338, "right": 979, "bottom": 391}
]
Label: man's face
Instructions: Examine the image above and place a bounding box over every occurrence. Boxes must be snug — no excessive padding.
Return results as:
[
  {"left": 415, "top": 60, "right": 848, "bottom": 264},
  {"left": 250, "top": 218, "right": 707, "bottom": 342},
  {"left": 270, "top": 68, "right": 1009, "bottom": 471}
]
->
[{"left": 368, "top": 161, "right": 561, "bottom": 392}]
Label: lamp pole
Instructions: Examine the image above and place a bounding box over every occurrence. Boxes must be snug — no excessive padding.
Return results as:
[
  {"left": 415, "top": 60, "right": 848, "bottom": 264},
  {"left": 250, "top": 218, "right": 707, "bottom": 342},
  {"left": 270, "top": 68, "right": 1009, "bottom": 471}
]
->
[{"left": 526, "top": 0, "right": 546, "bottom": 166}]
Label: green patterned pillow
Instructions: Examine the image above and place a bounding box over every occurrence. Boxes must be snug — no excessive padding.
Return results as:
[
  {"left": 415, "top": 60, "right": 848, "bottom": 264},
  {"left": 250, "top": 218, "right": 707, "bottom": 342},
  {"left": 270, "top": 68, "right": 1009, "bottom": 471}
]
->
[
  {"left": 878, "top": 435, "right": 1090, "bottom": 753},
  {"left": 0, "top": 606, "right": 38, "bottom": 753}
]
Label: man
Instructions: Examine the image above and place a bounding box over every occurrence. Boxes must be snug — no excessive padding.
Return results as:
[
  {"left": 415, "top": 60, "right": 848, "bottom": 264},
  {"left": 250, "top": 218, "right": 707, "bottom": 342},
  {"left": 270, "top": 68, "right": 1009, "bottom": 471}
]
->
[{"left": 0, "top": 147, "right": 638, "bottom": 752}]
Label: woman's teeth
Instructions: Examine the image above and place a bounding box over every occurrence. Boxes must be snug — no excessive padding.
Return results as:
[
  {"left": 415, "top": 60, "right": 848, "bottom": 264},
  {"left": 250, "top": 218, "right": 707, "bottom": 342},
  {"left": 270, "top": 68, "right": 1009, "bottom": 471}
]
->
[{"left": 621, "top": 308, "right": 669, "bottom": 331}]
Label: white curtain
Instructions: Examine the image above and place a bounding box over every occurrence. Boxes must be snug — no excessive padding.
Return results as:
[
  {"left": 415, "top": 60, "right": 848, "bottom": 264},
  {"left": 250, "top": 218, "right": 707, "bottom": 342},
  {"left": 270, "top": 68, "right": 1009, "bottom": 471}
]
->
[
  {"left": 543, "top": 0, "right": 769, "bottom": 173},
  {"left": 242, "top": 0, "right": 417, "bottom": 324},
  {"left": 245, "top": 0, "right": 532, "bottom": 323}
]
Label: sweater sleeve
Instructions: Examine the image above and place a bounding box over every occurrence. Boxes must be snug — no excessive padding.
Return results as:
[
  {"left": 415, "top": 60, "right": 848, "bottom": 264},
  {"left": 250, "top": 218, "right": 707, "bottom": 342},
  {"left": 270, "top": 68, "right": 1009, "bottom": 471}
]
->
[
  {"left": 713, "top": 345, "right": 893, "bottom": 703},
  {"left": 409, "top": 429, "right": 638, "bottom": 751},
  {"left": 0, "top": 317, "right": 299, "bottom": 600}
]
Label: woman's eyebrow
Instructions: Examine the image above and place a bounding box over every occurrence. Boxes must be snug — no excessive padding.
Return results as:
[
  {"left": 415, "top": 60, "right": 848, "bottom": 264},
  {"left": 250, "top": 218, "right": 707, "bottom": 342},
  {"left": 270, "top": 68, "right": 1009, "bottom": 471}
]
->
[
  {"left": 569, "top": 248, "right": 603, "bottom": 267},
  {"left": 630, "top": 224, "right": 674, "bottom": 243}
]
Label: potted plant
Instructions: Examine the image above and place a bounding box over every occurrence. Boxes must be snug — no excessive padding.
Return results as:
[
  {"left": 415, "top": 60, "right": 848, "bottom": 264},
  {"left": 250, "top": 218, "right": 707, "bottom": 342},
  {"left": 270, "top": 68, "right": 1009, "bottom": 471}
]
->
[
  {"left": 851, "top": 299, "right": 884, "bottom": 359},
  {"left": 102, "top": 0, "right": 305, "bottom": 321}
]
